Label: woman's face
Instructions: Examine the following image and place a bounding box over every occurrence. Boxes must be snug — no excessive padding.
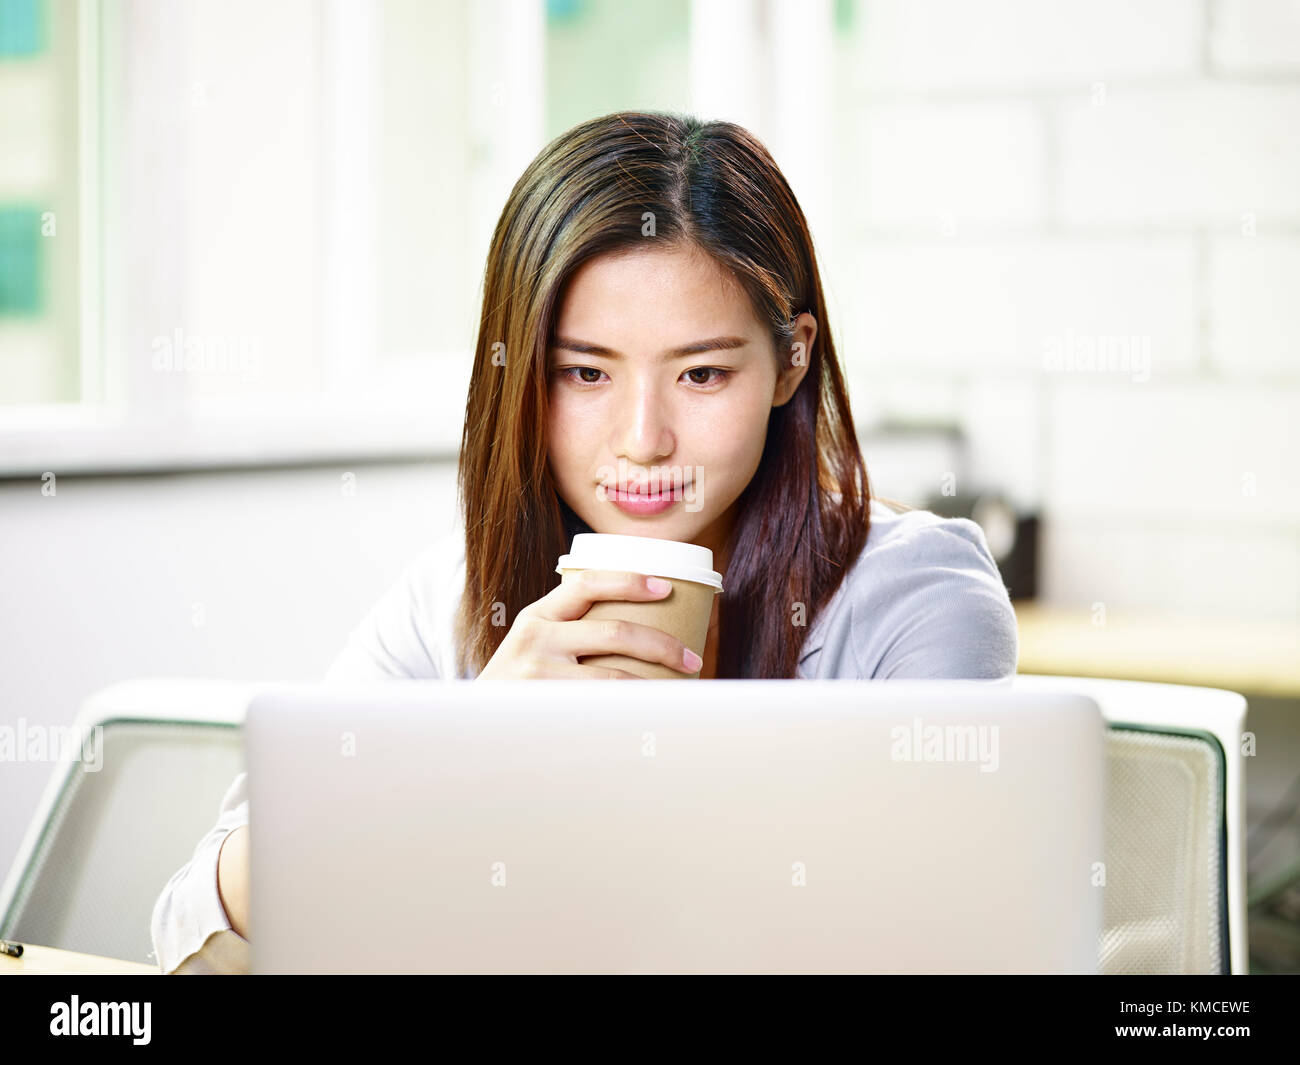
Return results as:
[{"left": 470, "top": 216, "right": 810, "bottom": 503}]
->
[{"left": 546, "top": 243, "right": 813, "bottom": 571}]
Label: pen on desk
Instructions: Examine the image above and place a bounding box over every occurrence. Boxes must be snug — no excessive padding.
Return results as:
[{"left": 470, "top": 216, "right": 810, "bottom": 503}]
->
[{"left": 0, "top": 940, "right": 23, "bottom": 957}]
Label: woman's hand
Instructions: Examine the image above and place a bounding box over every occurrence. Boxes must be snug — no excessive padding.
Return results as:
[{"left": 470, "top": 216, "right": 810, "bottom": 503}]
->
[{"left": 477, "top": 570, "right": 703, "bottom": 679}]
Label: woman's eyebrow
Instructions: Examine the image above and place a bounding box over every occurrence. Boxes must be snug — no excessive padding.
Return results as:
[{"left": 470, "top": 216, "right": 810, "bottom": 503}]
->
[{"left": 550, "top": 335, "right": 749, "bottom": 359}]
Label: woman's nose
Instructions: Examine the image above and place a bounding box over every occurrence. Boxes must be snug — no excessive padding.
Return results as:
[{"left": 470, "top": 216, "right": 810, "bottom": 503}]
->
[{"left": 614, "top": 378, "right": 675, "bottom": 466}]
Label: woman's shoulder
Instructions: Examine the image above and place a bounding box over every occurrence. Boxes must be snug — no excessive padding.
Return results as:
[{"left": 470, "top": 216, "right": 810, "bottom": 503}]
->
[
  {"left": 803, "top": 498, "right": 1018, "bottom": 680},
  {"left": 859, "top": 498, "right": 1001, "bottom": 567},
  {"left": 324, "top": 526, "right": 467, "bottom": 681}
]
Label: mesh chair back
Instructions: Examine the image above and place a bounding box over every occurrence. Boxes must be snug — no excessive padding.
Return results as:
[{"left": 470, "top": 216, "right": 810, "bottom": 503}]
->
[
  {"left": 0, "top": 720, "right": 243, "bottom": 964},
  {"left": 1102, "top": 726, "right": 1226, "bottom": 974}
]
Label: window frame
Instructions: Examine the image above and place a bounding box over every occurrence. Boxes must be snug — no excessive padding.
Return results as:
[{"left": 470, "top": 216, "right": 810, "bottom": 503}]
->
[{"left": 0, "top": 0, "right": 830, "bottom": 479}]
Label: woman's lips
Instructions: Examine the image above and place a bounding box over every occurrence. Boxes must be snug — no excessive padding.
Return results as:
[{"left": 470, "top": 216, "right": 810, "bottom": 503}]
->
[{"left": 605, "top": 485, "right": 687, "bottom": 516}]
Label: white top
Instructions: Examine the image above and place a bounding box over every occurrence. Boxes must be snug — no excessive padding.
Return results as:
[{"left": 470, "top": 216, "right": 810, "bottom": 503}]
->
[{"left": 149, "top": 499, "right": 1018, "bottom": 972}]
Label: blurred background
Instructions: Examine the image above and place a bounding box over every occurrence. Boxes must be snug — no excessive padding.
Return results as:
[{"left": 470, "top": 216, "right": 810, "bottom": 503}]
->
[{"left": 0, "top": 0, "right": 1297, "bottom": 969}]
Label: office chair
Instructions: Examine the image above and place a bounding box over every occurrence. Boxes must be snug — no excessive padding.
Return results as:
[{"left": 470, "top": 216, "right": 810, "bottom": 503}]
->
[
  {"left": 0, "top": 679, "right": 254, "bottom": 966},
  {"left": 1012, "top": 674, "right": 1248, "bottom": 974}
]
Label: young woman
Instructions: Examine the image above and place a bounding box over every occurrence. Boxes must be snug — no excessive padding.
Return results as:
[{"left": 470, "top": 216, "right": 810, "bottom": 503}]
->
[{"left": 151, "top": 111, "right": 1017, "bottom": 973}]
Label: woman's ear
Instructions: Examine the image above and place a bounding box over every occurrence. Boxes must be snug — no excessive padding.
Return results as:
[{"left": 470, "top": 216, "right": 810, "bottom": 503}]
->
[{"left": 773, "top": 312, "right": 817, "bottom": 407}]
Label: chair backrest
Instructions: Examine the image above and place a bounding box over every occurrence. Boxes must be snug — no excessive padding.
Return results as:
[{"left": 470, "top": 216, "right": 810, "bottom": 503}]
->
[
  {"left": 1012, "top": 674, "right": 1248, "bottom": 974},
  {"left": 4, "top": 675, "right": 1248, "bottom": 971},
  {"left": 0, "top": 680, "right": 257, "bottom": 964}
]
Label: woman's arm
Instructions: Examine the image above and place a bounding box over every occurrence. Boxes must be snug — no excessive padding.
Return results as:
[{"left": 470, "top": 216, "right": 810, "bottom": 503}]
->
[
  {"left": 150, "top": 772, "right": 250, "bottom": 973},
  {"left": 216, "top": 825, "right": 251, "bottom": 939}
]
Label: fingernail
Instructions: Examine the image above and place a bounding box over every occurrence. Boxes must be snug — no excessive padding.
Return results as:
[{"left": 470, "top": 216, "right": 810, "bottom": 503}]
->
[
  {"left": 683, "top": 648, "right": 703, "bottom": 671},
  {"left": 647, "top": 577, "right": 672, "bottom": 594}
]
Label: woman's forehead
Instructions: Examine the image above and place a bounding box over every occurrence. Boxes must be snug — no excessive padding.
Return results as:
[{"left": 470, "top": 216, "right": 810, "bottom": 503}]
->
[{"left": 556, "top": 246, "right": 755, "bottom": 333}]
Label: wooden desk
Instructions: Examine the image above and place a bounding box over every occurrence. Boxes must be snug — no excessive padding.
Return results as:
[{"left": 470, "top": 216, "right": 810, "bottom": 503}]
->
[
  {"left": 1014, "top": 603, "right": 1300, "bottom": 698},
  {"left": 0, "top": 943, "right": 159, "bottom": 975}
]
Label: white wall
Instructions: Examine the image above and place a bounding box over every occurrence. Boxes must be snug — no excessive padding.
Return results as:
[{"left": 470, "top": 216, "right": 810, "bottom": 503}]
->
[
  {"left": 825, "top": 0, "right": 1300, "bottom": 623},
  {"left": 0, "top": 459, "right": 459, "bottom": 877}
]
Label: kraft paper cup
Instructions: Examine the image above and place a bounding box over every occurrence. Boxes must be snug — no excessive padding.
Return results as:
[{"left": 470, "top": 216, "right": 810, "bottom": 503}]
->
[{"left": 556, "top": 534, "right": 724, "bottom": 679}]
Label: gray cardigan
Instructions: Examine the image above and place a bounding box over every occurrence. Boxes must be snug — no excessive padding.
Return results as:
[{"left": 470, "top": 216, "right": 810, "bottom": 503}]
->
[
  {"left": 793, "top": 500, "right": 1018, "bottom": 680},
  {"left": 150, "top": 499, "right": 1018, "bottom": 973}
]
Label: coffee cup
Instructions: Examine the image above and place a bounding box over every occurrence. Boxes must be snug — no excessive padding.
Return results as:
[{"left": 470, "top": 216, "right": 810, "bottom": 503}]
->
[{"left": 555, "top": 533, "right": 724, "bottom": 679}]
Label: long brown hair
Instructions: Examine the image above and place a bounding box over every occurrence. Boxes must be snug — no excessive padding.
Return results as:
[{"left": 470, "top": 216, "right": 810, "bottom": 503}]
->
[{"left": 454, "top": 111, "right": 870, "bottom": 678}]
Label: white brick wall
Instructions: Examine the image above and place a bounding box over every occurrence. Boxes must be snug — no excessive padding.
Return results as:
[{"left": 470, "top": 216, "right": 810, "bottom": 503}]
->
[
  {"left": 830, "top": 0, "right": 1300, "bottom": 621},
  {"left": 1060, "top": 85, "right": 1300, "bottom": 226},
  {"left": 1209, "top": 235, "right": 1300, "bottom": 375},
  {"left": 1038, "top": 377, "right": 1300, "bottom": 615},
  {"left": 1211, "top": 0, "right": 1300, "bottom": 73},
  {"left": 847, "top": 102, "right": 1045, "bottom": 229},
  {"left": 841, "top": 238, "right": 1198, "bottom": 374},
  {"left": 1044, "top": 380, "right": 1300, "bottom": 523},
  {"left": 961, "top": 377, "right": 1043, "bottom": 512},
  {"left": 845, "top": 0, "right": 1202, "bottom": 91}
]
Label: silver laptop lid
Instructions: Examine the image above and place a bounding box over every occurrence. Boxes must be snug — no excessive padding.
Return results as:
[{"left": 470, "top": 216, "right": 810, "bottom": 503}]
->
[{"left": 246, "top": 679, "right": 1104, "bottom": 974}]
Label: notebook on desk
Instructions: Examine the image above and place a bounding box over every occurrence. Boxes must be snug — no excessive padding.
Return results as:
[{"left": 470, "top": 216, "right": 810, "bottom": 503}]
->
[{"left": 244, "top": 679, "right": 1105, "bottom": 974}]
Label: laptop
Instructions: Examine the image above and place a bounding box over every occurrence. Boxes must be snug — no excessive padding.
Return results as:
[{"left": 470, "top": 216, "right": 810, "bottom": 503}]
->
[{"left": 244, "top": 679, "right": 1105, "bottom": 974}]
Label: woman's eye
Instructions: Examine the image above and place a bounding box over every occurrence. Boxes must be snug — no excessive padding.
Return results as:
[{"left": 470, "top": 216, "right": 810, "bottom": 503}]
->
[{"left": 683, "top": 367, "right": 729, "bottom": 386}]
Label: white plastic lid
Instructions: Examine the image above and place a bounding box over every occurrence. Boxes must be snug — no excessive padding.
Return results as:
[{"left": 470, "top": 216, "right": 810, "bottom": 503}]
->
[{"left": 556, "top": 533, "right": 724, "bottom": 593}]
